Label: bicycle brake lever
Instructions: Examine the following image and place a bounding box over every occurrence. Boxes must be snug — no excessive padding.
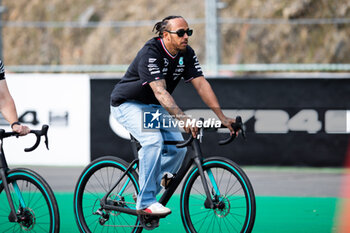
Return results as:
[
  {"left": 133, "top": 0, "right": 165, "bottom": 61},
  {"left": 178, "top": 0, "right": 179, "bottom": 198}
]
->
[
  {"left": 24, "top": 124, "right": 49, "bottom": 152},
  {"left": 197, "top": 129, "right": 203, "bottom": 143},
  {"left": 241, "top": 124, "right": 247, "bottom": 140},
  {"left": 44, "top": 134, "right": 49, "bottom": 150},
  {"left": 198, "top": 118, "right": 204, "bottom": 143},
  {"left": 42, "top": 125, "right": 49, "bottom": 150}
]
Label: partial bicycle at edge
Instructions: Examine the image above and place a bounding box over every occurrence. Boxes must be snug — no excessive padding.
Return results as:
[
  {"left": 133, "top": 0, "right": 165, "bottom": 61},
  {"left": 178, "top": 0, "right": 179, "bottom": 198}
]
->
[{"left": 0, "top": 125, "right": 60, "bottom": 233}]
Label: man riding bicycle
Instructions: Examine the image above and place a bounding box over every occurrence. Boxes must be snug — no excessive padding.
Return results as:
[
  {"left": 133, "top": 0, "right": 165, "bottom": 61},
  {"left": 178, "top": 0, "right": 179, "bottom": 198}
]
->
[{"left": 110, "top": 15, "right": 235, "bottom": 216}]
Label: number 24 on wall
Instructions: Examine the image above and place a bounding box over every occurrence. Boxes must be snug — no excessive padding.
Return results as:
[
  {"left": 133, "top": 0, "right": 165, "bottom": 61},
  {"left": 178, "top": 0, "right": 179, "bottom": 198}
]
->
[{"left": 254, "top": 109, "right": 348, "bottom": 134}]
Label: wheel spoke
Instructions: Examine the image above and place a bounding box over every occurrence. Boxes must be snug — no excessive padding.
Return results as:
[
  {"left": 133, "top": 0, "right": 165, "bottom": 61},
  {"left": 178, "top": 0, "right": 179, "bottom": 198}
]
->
[
  {"left": 76, "top": 160, "right": 139, "bottom": 233},
  {"left": 184, "top": 162, "right": 255, "bottom": 233},
  {"left": 0, "top": 172, "right": 57, "bottom": 233}
]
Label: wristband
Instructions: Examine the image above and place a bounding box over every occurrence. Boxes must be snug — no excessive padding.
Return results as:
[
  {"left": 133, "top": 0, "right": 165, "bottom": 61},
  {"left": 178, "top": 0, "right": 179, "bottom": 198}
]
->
[{"left": 11, "top": 121, "right": 21, "bottom": 129}]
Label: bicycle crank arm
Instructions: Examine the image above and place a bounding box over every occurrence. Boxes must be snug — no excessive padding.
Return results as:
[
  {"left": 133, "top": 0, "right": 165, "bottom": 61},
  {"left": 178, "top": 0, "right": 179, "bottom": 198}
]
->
[
  {"left": 102, "top": 223, "right": 157, "bottom": 230},
  {"left": 103, "top": 204, "right": 139, "bottom": 216},
  {"left": 103, "top": 204, "right": 168, "bottom": 220}
]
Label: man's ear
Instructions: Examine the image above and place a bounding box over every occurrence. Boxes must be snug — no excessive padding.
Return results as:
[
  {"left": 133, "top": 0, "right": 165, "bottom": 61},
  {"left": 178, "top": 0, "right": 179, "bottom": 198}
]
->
[{"left": 163, "top": 31, "right": 169, "bottom": 41}]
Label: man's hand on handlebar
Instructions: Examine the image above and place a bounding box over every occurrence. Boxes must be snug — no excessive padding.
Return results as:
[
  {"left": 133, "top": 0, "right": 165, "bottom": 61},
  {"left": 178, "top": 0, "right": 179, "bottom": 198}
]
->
[
  {"left": 12, "top": 124, "right": 30, "bottom": 136},
  {"left": 183, "top": 118, "right": 198, "bottom": 138},
  {"left": 220, "top": 116, "right": 238, "bottom": 136},
  {"left": 176, "top": 115, "right": 246, "bottom": 148},
  {"left": 179, "top": 115, "right": 198, "bottom": 138}
]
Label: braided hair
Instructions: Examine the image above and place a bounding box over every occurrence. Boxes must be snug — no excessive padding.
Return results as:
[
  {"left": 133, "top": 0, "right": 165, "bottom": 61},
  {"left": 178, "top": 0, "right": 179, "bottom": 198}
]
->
[{"left": 152, "top": 16, "right": 183, "bottom": 37}]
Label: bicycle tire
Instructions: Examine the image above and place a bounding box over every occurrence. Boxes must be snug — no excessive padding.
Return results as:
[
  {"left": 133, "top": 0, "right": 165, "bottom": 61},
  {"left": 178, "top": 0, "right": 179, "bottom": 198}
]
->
[
  {"left": 180, "top": 157, "right": 256, "bottom": 233},
  {"left": 0, "top": 168, "right": 60, "bottom": 233},
  {"left": 74, "top": 156, "right": 142, "bottom": 233}
]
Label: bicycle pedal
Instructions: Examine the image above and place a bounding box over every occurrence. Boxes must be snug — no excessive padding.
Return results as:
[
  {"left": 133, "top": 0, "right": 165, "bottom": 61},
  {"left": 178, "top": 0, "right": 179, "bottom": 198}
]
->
[
  {"left": 136, "top": 209, "right": 171, "bottom": 218},
  {"left": 139, "top": 215, "right": 159, "bottom": 230}
]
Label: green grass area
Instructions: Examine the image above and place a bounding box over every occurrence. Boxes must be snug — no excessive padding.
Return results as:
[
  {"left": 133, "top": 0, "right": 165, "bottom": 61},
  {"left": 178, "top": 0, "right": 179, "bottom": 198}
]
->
[
  {"left": 242, "top": 166, "right": 346, "bottom": 173},
  {"left": 56, "top": 193, "right": 339, "bottom": 233}
]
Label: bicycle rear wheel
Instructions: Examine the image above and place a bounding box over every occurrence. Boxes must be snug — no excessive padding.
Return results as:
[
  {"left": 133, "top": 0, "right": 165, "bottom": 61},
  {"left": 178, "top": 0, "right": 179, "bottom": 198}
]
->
[
  {"left": 74, "top": 156, "right": 141, "bottom": 233},
  {"left": 180, "top": 157, "right": 256, "bottom": 233},
  {"left": 0, "top": 168, "right": 60, "bottom": 233}
]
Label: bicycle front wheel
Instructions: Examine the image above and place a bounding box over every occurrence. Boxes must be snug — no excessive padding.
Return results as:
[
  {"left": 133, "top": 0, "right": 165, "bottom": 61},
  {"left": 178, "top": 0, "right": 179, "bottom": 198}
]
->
[
  {"left": 0, "top": 168, "right": 60, "bottom": 233},
  {"left": 74, "top": 156, "right": 141, "bottom": 233},
  {"left": 180, "top": 157, "right": 256, "bottom": 233}
]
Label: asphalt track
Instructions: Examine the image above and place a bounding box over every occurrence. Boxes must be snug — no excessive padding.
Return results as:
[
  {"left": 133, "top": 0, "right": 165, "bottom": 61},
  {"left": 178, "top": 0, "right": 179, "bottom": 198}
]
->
[
  {"left": 27, "top": 165, "right": 344, "bottom": 196},
  {"left": 7, "top": 165, "right": 346, "bottom": 232}
]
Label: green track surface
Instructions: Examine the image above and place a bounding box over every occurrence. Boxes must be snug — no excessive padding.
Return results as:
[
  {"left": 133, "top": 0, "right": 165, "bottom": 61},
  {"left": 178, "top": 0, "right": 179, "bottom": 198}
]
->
[{"left": 57, "top": 193, "right": 338, "bottom": 233}]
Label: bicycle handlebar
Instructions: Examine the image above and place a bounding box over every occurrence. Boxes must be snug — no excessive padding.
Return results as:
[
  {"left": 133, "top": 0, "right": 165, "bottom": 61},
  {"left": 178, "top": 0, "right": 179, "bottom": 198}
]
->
[
  {"left": 0, "top": 125, "right": 49, "bottom": 152},
  {"left": 176, "top": 116, "right": 246, "bottom": 148},
  {"left": 175, "top": 134, "right": 194, "bottom": 148},
  {"left": 218, "top": 116, "right": 246, "bottom": 145},
  {"left": 25, "top": 125, "right": 50, "bottom": 152}
]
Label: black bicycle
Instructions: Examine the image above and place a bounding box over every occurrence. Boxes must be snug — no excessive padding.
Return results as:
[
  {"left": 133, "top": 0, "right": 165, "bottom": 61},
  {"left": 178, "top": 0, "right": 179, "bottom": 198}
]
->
[
  {"left": 0, "top": 125, "right": 60, "bottom": 233},
  {"left": 74, "top": 116, "right": 256, "bottom": 233}
]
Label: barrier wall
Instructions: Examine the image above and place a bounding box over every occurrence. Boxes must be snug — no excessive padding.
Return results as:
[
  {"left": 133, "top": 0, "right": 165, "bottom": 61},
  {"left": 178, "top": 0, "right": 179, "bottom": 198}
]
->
[
  {"left": 3, "top": 74, "right": 90, "bottom": 166},
  {"left": 91, "top": 75, "right": 350, "bottom": 167},
  {"left": 2, "top": 74, "right": 349, "bottom": 167}
]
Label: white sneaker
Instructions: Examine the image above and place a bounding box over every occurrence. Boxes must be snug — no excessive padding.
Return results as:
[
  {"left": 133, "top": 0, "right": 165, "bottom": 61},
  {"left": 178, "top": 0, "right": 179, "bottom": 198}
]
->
[{"left": 136, "top": 202, "right": 171, "bottom": 216}]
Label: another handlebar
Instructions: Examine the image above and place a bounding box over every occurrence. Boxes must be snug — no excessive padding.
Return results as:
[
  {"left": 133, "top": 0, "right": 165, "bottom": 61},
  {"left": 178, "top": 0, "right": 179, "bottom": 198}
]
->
[
  {"left": 218, "top": 116, "right": 246, "bottom": 145},
  {"left": 25, "top": 125, "right": 50, "bottom": 152},
  {"left": 0, "top": 125, "right": 49, "bottom": 152},
  {"left": 175, "top": 117, "right": 204, "bottom": 148}
]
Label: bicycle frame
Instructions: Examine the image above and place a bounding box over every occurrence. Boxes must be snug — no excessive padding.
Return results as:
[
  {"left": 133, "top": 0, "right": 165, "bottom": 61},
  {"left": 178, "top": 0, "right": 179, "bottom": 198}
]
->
[
  {"left": 0, "top": 125, "right": 59, "bottom": 233},
  {"left": 0, "top": 125, "right": 48, "bottom": 223},
  {"left": 99, "top": 137, "right": 217, "bottom": 215}
]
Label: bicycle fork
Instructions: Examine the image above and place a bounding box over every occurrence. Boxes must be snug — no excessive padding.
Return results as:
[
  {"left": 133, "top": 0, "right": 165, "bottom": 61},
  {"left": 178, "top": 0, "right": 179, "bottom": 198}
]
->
[
  {"left": 191, "top": 138, "right": 218, "bottom": 209},
  {"left": 193, "top": 157, "right": 218, "bottom": 209},
  {"left": 0, "top": 169, "right": 20, "bottom": 222}
]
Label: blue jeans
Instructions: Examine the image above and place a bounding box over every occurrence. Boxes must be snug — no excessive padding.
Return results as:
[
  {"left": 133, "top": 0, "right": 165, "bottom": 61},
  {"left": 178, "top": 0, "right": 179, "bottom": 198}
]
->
[{"left": 111, "top": 101, "right": 187, "bottom": 209}]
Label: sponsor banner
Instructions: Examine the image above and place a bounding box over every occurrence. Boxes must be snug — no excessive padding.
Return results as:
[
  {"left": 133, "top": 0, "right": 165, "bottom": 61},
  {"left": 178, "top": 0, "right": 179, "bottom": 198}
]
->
[
  {"left": 3, "top": 74, "right": 90, "bottom": 166},
  {"left": 92, "top": 76, "right": 350, "bottom": 167}
]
